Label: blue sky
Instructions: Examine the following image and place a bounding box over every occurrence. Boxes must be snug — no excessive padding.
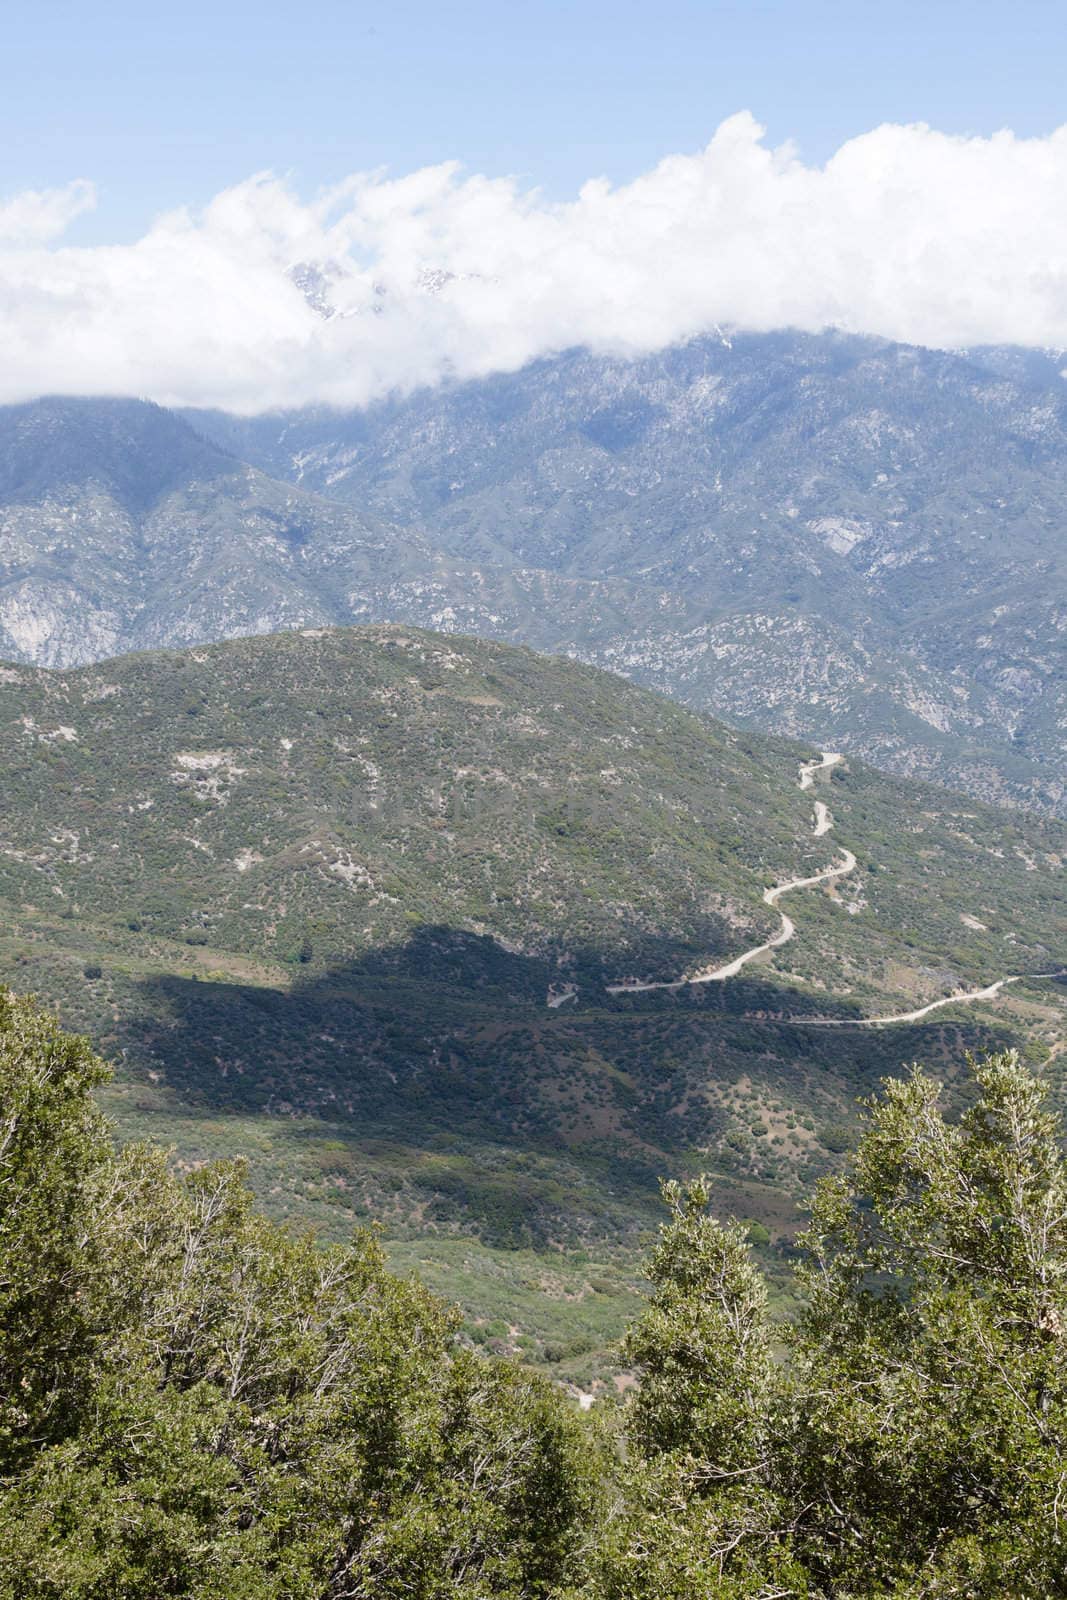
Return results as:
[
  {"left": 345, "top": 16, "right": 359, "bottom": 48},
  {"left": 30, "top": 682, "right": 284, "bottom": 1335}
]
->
[
  {"left": 5, "top": 0, "right": 1067, "bottom": 241},
  {"left": 5, "top": 0, "right": 1067, "bottom": 408}
]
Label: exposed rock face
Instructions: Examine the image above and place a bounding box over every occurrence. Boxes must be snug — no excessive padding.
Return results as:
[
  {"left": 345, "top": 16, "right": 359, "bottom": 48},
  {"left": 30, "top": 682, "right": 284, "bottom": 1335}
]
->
[{"left": 180, "top": 331, "right": 1067, "bottom": 813}]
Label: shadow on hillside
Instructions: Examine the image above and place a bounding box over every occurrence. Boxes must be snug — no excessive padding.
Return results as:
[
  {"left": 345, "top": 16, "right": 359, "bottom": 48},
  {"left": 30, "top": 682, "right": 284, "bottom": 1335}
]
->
[
  {"left": 103, "top": 920, "right": 1033, "bottom": 1247},
  {"left": 118, "top": 921, "right": 1020, "bottom": 1155}
]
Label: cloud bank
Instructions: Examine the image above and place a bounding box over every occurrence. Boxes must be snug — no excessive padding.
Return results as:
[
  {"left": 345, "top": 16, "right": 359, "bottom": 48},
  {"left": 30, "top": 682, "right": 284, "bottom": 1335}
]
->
[{"left": 5, "top": 114, "right": 1067, "bottom": 413}]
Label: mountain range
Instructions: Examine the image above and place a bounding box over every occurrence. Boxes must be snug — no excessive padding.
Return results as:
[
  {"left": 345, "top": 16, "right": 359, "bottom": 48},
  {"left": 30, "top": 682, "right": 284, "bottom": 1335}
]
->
[
  {"left": 0, "top": 328, "right": 1063, "bottom": 818},
  {"left": 189, "top": 329, "right": 1067, "bottom": 813}
]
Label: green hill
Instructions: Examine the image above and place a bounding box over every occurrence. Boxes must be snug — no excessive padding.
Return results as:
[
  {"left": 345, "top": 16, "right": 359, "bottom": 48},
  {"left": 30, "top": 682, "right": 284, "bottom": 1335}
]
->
[{"left": 0, "top": 625, "right": 1062, "bottom": 1365}]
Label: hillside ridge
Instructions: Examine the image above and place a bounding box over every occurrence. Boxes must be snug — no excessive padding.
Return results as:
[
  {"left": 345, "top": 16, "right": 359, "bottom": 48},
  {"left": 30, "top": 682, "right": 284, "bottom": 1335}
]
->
[{"left": 0, "top": 623, "right": 1061, "bottom": 1268}]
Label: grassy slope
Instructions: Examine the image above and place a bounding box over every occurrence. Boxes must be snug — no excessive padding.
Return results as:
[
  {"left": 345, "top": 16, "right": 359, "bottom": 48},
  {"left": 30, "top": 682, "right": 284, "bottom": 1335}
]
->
[{"left": 0, "top": 624, "right": 1063, "bottom": 1374}]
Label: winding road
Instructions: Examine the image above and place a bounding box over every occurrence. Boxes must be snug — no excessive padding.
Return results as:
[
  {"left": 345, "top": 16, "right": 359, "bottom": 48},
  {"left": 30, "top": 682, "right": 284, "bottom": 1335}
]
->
[
  {"left": 599, "top": 751, "right": 1062, "bottom": 1025},
  {"left": 604, "top": 753, "right": 853, "bottom": 997},
  {"left": 804, "top": 972, "right": 1063, "bottom": 1029}
]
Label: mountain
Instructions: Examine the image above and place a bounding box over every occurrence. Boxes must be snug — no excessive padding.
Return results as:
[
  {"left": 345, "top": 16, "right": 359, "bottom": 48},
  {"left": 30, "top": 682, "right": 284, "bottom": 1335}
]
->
[
  {"left": 0, "top": 396, "right": 446, "bottom": 666},
  {"left": 0, "top": 625, "right": 1062, "bottom": 1270},
  {"left": 188, "top": 331, "right": 1067, "bottom": 816},
  {"left": 0, "top": 395, "right": 721, "bottom": 735},
  {"left": 2, "top": 329, "right": 1065, "bottom": 820}
]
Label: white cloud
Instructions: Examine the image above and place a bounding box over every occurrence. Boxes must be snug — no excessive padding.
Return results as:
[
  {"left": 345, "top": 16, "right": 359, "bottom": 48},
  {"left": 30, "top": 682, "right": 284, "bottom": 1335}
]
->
[
  {"left": 4, "top": 115, "right": 1067, "bottom": 413},
  {"left": 0, "top": 180, "right": 96, "bottom": 245}
]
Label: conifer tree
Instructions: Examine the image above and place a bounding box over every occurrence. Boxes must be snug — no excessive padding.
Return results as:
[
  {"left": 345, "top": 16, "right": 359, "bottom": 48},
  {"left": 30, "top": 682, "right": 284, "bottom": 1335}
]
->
[
  {"left": 0, "top": 991, "right": 593, "bottom": 1599},
  {"left": 792, "top": 1050, "right": 1067, "bottom": 1596},
  {"left": 6, "top": 983, "right": 1066, "bottom": 1598},
  {"left": 0, "top": 991, "right": 111, "bottom": 1474},
  {"left": 586, "top": 1178, "right": 808, "bottom": 1598}
]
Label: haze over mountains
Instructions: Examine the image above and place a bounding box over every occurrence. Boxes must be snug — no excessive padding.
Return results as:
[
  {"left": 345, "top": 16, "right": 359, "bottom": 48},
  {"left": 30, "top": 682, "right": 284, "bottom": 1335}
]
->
[{"left": 0, "top": 328, "right": 1063, "bottom": 818}]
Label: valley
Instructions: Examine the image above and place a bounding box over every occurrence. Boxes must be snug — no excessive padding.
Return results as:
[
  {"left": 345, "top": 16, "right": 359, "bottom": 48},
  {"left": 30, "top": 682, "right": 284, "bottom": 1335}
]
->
[
  {"left": 0, "top": 331, "right": 1064, "bottom": 1387},
  {"left": 9, "top": 20, "right": 1067, "bottom": 1588}
]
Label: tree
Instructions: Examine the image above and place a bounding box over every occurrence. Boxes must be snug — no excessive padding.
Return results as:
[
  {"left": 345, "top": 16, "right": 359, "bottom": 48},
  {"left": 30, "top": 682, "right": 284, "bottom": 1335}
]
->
[
  {"left": 585, "top": 1050, "right": 1067, "bottom": 1598},
  {"left": 792, "top": 1050, "right": 1067, "bottom": 1596},
  {"left": 6, "top": 982, "right": 1065, "bottom": 1598},
  {"left": 624, "top": 1178, "right": 776, "bottom": 1469},
  {"left": 0, "top": 990, "right": 593, "bottom": 1599},
  {"left": 585, "top": 1179, "right": 808, "bottom": 1599},
  {"left": 0, "top": 991, "right": 110, "bottom": 1474}
]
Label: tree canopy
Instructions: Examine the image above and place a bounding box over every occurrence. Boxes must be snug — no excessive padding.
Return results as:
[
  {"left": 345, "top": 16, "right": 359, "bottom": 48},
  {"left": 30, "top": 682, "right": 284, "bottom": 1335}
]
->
[
  {"left": 2, "top": 988, "right": 1065, "bottom": 1596},
  {"left": 0, "top": 990, "right": 593, "bottom": 1598},
  {"left": 594, "top": 1051, "right": 1067, "bottom": 1598}
]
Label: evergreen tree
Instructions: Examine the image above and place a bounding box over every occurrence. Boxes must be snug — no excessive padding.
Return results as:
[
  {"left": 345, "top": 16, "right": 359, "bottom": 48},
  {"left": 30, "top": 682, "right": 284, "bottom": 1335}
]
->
[
  {"left": 585, "top": 1178, "right": 808, "bottom": 1598},
  {"left": 585, "top": 1051, "right": 1067, "bottom": 1598},
  {"left": 0, "top": 991, "right": 593, "bottom": 1598},
  {"left": 5, "top": 984, "right": 1066, "bottom": 1598},
  {"left": 0, "top": 991, "right": 111, "bottom": 1475},
  {"left": 792, "top": 1051, "right": 1067, "bottom": 1596}
]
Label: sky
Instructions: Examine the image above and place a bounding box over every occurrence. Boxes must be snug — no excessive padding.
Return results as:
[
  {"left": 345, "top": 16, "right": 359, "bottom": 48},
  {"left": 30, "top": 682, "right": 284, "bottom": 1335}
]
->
[{"left": 3, "top": 0, "right": 1067, "bottom": 410}]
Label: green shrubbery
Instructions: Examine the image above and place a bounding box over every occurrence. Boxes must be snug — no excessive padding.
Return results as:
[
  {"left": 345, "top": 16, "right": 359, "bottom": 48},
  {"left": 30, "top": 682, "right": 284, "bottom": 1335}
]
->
[
  {"left": 0, "top": 992, "right": 593, "bottom": 1598},
  {"left": 587, "top": 1051, "right": 1067, "bottom": 1597},
  {"left": 3, "top": 990, "right": 1066, "bottom": 1596}
]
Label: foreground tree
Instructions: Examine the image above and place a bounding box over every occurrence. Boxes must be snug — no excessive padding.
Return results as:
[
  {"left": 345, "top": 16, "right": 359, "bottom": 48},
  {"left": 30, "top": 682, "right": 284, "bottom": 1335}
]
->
[
  {"left": 584, "top": 1050, "right": 1067, "bottom": 1598},
  {"left": 5, "top": 985, "right": 1065, "bottom": 1598},
  {"left": 584, "top": 1179, "right": 809, "bottom": 1598},
  {"left": 792, "top": 1051, "right": 1067, "bottom": 1596},
  {"left": 0, "top": 992, "right": 593, "bottom": 1599},
  {"left": 0, "top": 990, "right": 111, "bottom": 1475}
]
